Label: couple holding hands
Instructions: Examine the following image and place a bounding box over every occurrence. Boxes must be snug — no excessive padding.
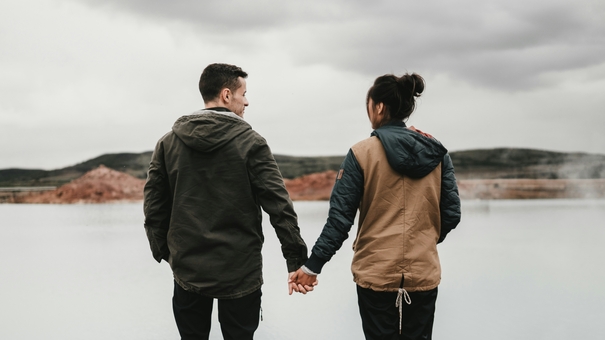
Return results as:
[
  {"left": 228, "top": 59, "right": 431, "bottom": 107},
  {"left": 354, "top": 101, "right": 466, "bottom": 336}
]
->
[{"left": 144, "top": 63, "right": 461, "bottom": 340}]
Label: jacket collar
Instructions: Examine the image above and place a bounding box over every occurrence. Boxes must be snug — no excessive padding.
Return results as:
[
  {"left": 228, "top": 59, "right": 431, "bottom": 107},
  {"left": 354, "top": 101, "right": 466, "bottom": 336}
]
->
[{"left": 199, "top": 107, "right": 242, "bottom": 120}]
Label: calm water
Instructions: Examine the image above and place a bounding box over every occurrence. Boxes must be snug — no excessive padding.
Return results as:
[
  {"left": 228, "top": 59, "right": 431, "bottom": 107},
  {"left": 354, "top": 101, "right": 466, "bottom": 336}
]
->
[{"left": 1, "top": 200, "right": 604, "bottom": 339}]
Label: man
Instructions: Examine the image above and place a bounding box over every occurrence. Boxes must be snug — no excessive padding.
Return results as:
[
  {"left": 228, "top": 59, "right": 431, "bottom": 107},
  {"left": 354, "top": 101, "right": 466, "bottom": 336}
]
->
[{"left": 144, "top": 63, "right": 309, "bottom": 340}]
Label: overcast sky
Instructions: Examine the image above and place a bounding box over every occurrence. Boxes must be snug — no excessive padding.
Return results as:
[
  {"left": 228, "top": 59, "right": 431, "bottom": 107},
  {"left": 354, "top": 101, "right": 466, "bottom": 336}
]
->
[{"left": 1, "top": 0, "right": 604, "bottom": 169}]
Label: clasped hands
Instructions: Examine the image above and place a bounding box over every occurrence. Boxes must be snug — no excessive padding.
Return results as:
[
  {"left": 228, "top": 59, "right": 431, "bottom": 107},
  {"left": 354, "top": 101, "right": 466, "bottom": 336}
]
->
[{"left": 288, "top": 268, "right": 318, "bottom": 295}]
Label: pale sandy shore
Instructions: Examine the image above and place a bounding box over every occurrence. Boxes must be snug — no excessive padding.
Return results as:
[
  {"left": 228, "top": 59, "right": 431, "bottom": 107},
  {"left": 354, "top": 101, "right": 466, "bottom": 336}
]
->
[{"left": 458, "top": 179, "right": 605, "bottom": 199}]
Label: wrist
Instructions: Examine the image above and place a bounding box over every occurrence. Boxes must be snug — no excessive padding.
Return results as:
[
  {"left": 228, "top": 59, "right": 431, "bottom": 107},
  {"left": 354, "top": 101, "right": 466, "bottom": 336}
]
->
[
  {"left": 300, "top": 265, "right": 318, "bottom": 276},
  {"left": 304, "top": 252, "right": 328, "bottom": 274}
]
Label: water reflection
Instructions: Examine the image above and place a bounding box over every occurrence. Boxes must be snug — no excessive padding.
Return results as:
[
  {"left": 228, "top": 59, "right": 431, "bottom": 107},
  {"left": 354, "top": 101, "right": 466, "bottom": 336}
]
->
[{"left": 0, "top": 200, "right": 604, "bottom": 339}]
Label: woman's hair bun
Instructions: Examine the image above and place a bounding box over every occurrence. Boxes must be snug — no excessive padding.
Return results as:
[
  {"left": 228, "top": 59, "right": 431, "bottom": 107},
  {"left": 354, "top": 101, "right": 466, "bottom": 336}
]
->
[{"left": 397, "top": 73, "right": 425, "bottom": 98}]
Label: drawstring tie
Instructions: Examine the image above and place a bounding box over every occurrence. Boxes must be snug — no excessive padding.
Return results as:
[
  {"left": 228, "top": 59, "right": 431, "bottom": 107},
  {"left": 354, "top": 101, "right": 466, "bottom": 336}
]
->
[{"left": 395, "top": 274, "right": 411, "bottom": 335}]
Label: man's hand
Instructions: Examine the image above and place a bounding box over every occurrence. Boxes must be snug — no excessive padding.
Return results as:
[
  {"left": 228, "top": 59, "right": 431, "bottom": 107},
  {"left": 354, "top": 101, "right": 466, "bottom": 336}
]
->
[
  {"left": 408, "top": 126, "right": 433, "bottom": 138},
  {"left": 288, "top": 268, "right": 318, "bottom": 295}
]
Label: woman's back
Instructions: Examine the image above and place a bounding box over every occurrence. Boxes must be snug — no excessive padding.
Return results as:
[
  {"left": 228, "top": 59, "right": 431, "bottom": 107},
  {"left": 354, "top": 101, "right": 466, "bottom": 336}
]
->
[{"left": 351, "top": 127, "right": 446, "bottom": 292}]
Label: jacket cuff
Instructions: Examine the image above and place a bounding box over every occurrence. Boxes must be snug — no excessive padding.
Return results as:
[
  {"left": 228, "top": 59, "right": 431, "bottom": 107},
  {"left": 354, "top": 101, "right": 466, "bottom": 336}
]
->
[
  {"left": 301, "top": 265, "right": 318, "bottom": 276},
  {"left": 286, "top": 258, "right": 306, "bottom": 273},
  {"left": 304, "top": 252, "right": 329, "bottom": 274}
]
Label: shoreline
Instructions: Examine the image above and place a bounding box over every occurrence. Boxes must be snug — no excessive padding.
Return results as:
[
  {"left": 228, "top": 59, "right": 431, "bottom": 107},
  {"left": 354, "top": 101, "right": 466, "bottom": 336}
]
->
[{"left": 2, "top": 171, "right": 605, "bottom": 203}]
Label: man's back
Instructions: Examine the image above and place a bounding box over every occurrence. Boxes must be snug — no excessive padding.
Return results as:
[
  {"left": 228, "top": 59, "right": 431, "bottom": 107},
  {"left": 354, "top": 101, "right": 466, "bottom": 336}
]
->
[
  {"left": 143, "top": 63, "right": 308, "bottom": 340},
  {"left": 144, "top": 109, "right": 307, "bottom": 299}
]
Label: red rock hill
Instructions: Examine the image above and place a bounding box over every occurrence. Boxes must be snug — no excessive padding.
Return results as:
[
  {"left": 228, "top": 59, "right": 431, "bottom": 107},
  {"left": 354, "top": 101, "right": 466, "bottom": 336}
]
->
[
  {"left": 18, "top": 166, "right": 338, "bottom": 204},
  {"left": 16, "top": 166, "right": 605, "bottom": 203},
  {"left": 284, "top": 170, "right": 337, "bottom": 201},
  {"left": 21, "top": 165, "right": 145, "bottom": 204}
]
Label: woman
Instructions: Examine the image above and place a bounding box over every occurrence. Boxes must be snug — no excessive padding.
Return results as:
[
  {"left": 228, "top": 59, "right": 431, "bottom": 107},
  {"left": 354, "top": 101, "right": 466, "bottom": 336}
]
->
[{"left": 291, "top": 73, "right": 461, "bottom": 340}]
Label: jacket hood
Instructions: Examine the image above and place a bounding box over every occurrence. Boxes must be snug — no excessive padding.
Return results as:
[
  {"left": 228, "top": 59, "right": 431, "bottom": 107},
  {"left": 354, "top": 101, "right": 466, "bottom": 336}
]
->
[
  {"left": 371, "top": 122, "right": 448, "bottom": 178},
  {"left": 172, "top": 110, "right": 251, "bottom": 153}
]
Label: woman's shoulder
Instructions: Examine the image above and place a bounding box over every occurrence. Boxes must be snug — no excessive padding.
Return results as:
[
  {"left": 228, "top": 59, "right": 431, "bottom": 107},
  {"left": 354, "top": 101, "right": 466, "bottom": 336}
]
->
[{"left": 351, "top": 135, "right": 381, "bottom": 151}]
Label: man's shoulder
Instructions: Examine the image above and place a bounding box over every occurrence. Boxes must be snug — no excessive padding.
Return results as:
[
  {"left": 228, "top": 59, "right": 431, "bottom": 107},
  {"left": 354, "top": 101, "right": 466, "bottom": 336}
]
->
[
  {"left": 156, "top": 130, "right": 177, "bottom": 145},
  {"left": 236, "top": 124, "right": 267, "bottom": 145}
]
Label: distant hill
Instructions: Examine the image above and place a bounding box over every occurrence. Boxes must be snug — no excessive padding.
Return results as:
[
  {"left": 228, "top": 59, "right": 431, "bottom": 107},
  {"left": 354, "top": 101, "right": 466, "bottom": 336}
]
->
[
  {"left": 449, "top": 148, "right": 605, "bottom": 179},
  {"left": 0, "top": 152, "right": 153, "bottom": 187},
  {"left": 273, "top": 154, "right": 344, "bottom": 179},
  {"left": 1, "top": 148, "right": 604, "bottom": 187},
  {"left": 0, "top": 152, "right": 343, "bottom": 187}
]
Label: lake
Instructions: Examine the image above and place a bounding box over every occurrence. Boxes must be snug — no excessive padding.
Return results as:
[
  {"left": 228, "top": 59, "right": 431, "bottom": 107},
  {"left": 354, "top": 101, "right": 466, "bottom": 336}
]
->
[{"left": 1, "top": 199, "right": 604, "bottom": 339}]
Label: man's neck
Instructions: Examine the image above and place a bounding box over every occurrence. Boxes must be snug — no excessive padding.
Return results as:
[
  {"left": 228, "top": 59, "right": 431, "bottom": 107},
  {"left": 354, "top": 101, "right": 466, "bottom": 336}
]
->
[{"left": 204, "top": 106, "right": 231, "bottom": 112}]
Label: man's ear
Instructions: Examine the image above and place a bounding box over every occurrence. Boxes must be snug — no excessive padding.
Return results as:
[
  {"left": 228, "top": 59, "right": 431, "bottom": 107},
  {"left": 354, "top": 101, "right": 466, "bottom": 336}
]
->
[{"left": 220, "top": 88, "right": 231, "bottom": 104}]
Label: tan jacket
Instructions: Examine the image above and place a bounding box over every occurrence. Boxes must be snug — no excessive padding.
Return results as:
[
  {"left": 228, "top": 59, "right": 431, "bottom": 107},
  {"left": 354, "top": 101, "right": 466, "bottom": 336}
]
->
[
  {"left": 304, "top": 122, "right": 460, "bottom": 293},
  {"left": 351, "top": 136, "right": 442, "bottom": 292}
]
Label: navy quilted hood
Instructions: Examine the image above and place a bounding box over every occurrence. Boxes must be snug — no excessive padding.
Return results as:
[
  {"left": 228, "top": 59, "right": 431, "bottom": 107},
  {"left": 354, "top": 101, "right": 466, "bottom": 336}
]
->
[{"left": 371, "top": 121, "right": 448, "bottom": 178}]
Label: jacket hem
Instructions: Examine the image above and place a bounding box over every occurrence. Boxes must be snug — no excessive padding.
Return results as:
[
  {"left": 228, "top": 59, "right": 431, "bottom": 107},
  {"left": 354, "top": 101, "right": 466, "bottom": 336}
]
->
[
  {"left": 174, "top": 275, "right": 263, "bottom": 300},
  {"left": 354, "top": 278, "right": 440, "bottom": 293}
]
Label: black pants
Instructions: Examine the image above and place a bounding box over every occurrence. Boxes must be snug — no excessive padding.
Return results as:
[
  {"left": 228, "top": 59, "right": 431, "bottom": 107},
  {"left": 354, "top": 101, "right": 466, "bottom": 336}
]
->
[
  {"left": 357, "top": 285, "right": 438, "bottom": 340},
  {"left": 172, "top": 281, "right": 262, "bottom": 340}
]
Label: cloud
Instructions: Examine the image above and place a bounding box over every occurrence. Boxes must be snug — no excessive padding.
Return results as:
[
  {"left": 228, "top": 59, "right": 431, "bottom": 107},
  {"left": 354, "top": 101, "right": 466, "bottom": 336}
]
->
[
  {"left": 73, "top": 0, "right": 326, "bottom": 30},
  {"left": 72, "top": 0, "right": 605, "bottom": 90},
  {"left": 1, "top": 0, "right": 604, "bottom": 169}
]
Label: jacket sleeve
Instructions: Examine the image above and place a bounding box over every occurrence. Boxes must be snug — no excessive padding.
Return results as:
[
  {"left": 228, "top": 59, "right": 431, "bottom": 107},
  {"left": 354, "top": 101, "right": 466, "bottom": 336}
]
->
[
  {"left": 143, "top": 139, "right": 172, "bottom": 263},
  {"left": 305, "top": 149, "right": 363, "bottom": 274},
  {"left": 439, "top": 153, "right": 461, "bottom": 243},
  {"left": 247, "top": 138, "right": 308, "bottom": 273}
]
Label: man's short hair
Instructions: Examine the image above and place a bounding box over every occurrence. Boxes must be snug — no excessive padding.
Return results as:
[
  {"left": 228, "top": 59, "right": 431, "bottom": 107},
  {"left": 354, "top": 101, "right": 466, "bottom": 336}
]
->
[{"left": 199, "top": 63, "right": 248, "bottom": 103}]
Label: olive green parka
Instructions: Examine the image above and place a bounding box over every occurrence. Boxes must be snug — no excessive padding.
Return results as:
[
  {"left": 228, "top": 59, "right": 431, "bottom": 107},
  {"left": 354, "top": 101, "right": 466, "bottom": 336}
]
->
[{"left": 144, "top": 109, "right": 308, "bottom": 299}]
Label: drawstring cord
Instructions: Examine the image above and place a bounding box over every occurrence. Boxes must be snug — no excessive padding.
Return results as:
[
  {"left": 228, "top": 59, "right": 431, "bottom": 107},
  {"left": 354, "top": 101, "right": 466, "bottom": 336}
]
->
[{"left": 395, "top": 274, "right": 411, "bottom": 334}]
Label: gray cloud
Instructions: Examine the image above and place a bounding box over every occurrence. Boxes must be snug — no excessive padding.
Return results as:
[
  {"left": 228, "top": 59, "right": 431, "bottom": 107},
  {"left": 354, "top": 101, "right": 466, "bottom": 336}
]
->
[
  {"left": 2, "top": 0, "right": 604, "bottom": 170},
  {"left": 56, "top": 0, "right": 605, "bottom": 90},
  {"left": 76, "top": 0, "right": 329, "bottom": 30},
  {"left": 283, "top": 1, "right": 605, "bottom": 90}
]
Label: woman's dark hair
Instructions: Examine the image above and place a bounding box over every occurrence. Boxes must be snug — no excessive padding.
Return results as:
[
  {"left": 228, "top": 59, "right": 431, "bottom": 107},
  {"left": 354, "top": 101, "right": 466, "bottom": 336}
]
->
[
  {"left": 366, "top": 73, "right": 425, "bottom": 123},
  {"left": 199, "top": 63, "right": 248, "bottom": 103}
]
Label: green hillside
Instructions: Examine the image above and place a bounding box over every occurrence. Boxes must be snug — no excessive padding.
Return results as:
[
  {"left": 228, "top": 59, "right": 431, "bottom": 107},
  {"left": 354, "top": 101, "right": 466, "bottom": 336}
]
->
[
  {"left": 1, "top": 148, "right": 604, "bottom": 187},
  {"left": 0, "top": 152, "right": 153, "bottom": 187}
]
